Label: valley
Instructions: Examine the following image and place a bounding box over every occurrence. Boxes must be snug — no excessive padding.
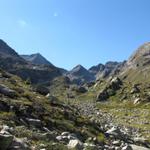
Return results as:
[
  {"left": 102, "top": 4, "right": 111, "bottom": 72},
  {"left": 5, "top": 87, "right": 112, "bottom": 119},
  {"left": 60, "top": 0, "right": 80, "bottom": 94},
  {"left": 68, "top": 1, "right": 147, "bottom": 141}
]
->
[{"left": 0, "top": 40, "right": 150, "bottom": 150}]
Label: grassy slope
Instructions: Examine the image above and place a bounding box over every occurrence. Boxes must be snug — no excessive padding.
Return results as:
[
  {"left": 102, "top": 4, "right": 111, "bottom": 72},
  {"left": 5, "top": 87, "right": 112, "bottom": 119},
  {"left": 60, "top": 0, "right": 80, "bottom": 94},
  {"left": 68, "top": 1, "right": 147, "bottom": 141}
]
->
[{"left": 0, "top": 69, "right": 104, "bottom": 149}]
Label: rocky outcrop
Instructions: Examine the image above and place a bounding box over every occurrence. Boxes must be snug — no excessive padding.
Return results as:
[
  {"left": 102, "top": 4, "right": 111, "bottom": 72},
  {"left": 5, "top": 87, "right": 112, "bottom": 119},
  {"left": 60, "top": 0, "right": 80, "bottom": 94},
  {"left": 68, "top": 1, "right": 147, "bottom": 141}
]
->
[
  {"left": 0, "top": 125, "right": 29, "bottom": 150},
  {"left": 97, "top": 77, "right": 122, "bottom": 101},
  {"left": 67, "top": 139, "right": 83, "bottom": 149}
]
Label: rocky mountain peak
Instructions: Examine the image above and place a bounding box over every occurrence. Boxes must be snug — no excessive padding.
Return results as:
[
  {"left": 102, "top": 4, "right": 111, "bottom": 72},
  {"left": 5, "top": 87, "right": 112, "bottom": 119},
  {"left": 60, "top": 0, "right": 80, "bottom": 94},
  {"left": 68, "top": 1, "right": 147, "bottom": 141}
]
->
[
  {"left": 71, "top": 65, "right": 87, "bottom": 73},
  {"left": 21, "top": 53, "right": 54, "bottom": 66},
  {"left": 67, "top": 65, "right": 95, "bottom": 84}
]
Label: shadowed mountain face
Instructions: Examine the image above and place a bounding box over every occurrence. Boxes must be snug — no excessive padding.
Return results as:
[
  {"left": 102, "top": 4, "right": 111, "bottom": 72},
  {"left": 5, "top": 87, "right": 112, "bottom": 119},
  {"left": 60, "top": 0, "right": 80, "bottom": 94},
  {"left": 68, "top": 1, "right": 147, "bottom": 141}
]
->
[
  {"left": 0, "top": 39, "right": 20, "bottom": 57},
  {"left": 67, "top": 65, "right": 95, "bottom": 84},
  {"left": 0, "top": 40, "right": 61, "bottom": 84},
  {"left": 21, "top": 53, "right": 54, "bottom": 66},
  {"left": 0, "top": 39, "right": 26, "bottom": 70}
]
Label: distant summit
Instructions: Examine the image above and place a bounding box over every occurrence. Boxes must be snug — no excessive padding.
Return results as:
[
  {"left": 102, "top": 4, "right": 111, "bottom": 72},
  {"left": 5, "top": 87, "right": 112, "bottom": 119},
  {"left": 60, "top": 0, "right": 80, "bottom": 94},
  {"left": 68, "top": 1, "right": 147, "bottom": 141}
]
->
[
  {"left": 21, "top": 53, "right": 54, "bottom": 66},
  {"left": 67, "top": 65, "right": 95, "bottom": 84}
]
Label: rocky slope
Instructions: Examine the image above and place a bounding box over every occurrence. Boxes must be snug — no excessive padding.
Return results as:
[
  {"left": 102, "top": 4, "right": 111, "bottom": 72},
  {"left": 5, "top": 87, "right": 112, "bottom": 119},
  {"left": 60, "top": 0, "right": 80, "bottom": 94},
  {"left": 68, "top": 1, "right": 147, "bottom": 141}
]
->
[
  {"left": 92, "top": 42, "right": 150, "bottom": 104},
  {"left": 0, "top": 69, "right": 149, "bottom": 150},
  {"left": 0, "top": 69, "right": 107, "bottom": 150},
  {"left": 121, "top": 42, "right": 150, "bottom": 83}
]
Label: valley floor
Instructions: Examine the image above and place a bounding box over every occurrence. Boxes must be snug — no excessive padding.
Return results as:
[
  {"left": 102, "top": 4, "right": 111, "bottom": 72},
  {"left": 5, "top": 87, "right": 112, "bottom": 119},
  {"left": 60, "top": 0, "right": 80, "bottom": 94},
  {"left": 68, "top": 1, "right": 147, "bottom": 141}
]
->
[{"left": 71, "top": 100, "right": 150, "bottom": 149}]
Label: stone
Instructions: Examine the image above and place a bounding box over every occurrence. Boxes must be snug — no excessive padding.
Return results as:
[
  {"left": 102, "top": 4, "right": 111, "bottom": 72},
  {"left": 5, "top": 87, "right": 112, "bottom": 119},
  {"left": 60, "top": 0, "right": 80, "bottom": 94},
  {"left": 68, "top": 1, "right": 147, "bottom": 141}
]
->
[
  {"left": 122, "top": 145, "right": 132, "bottom": 150},
  {"left": 56, "top": 136, "right": 63, "bottom": 141},
  {"left": 106, "top": 126, "right": 122, "bottom": 137},
  {"left": 61, "top": 132, "right": 70, "bottom": 136},
  {"left": 84, "top": 143, "right": 96, "bottom": 149},
  {"left": 1, "top": 125, "right": 14, "bottom": 134},
  {"left": 113, "top": 140, "right": 121, "bottom": 146},
  {"left": 26, "top": 118, "right": 42, "bottom": 128},
  {"left": 67, "top": 139, "right": 83, "bottom": 149},
  {"left": 133, "top": 98, "right": 141, "bottom": 105}
]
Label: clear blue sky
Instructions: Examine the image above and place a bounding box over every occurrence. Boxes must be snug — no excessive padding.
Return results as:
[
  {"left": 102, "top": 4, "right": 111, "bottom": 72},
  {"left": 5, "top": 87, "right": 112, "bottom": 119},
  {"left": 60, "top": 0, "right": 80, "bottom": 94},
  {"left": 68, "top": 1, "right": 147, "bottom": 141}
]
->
[{"left": 0, "top": 0, "right": 150, "bottom": 70}]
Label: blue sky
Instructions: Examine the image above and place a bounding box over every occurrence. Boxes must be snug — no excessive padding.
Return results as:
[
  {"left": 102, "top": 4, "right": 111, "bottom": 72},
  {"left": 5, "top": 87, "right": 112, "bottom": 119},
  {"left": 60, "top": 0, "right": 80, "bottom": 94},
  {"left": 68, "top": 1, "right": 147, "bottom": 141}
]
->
[{"left": 0, "top": 0, "right": 150, "bottom": 70}]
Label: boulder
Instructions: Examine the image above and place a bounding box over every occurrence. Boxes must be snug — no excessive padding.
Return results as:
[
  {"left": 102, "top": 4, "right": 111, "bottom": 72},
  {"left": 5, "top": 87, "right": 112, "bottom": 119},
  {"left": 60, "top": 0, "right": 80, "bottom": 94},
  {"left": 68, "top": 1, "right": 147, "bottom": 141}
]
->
[
  {"left": 67, "top": 139, "right": 83, "bottom": 149},
  {"left": 106, "top": 126, "right": 122, "bottom": 137},
  {"left": 61, "top": 132, "right": 70, "bottom": 136},
  {"left": 0, "top": 84, "right": 17, "bottom": 98},
  {"left": 112, "top": 140, "right": 121, "bottom": 146},
  {"left": 56, "top": 136, "right": 63, "bottom": 141},
  {"left": 1, "top": 125, "right": 14, "bottom": 134},
  {"left": 122, "top": 145, "right": 132, "bottom": 150},
  {"left": 26, "top": 118, "right": 42, "bottom": 128},
  {"left": 133, "top": 98, "right": 141, "bottom": 105},
  {"left": 56, "top": 135, "right": 69, "bottom": 143},
  {"left": 96, "top": 77, "right": 122, "bottom": 101}
]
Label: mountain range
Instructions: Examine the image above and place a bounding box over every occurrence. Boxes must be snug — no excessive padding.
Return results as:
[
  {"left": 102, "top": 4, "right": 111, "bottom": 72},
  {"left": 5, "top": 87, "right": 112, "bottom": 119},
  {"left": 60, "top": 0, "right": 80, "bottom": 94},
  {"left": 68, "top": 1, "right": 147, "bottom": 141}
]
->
[
  {"left": 0, "top": 39, "right": 150, "bottom": 149},
  {"left": 0, "top": 39, "right": 124, "bottom": 85}
]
